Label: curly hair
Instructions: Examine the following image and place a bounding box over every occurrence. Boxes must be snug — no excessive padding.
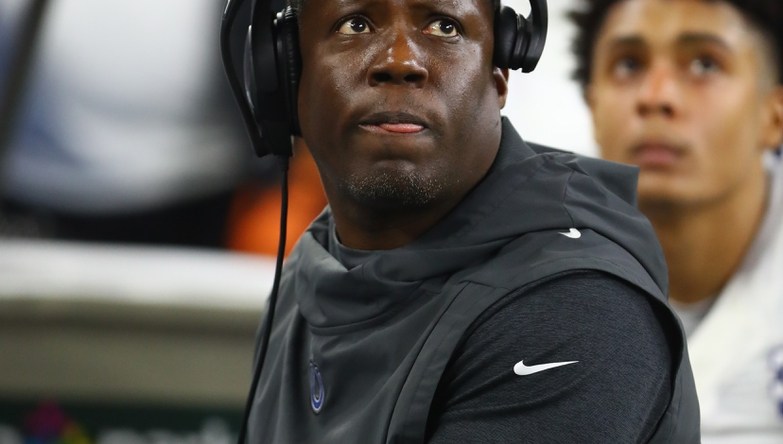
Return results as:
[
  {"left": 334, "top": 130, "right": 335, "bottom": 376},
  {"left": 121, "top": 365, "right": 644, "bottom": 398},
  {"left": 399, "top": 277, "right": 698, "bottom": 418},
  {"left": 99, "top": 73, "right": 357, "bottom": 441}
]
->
[{"left": 568, "top": 0, "right": 783, "bottom": 91}]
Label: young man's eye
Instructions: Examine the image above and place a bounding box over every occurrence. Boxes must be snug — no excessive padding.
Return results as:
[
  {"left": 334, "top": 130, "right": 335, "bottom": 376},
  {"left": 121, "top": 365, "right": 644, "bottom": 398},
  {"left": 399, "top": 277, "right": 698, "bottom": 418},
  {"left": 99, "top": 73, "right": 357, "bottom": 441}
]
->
[
  {"left": 689, "top": 56, "right": 721, "bottom": 76},
  {"left": 423, "top": 18, "right": 460, "bottom": 38},
  {"left": 612, "top": 56, "right": 642, "bottom": 79},
  {"left": 337, "top": 17, "right": 371, "bottom": 35}
]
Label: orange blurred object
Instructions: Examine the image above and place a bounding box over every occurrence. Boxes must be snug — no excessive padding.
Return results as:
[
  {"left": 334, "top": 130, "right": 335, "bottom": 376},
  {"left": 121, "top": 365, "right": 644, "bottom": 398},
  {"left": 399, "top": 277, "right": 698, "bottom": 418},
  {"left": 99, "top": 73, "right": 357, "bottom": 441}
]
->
[{"left": 228, "top": 143, "right": 327, "bottom": 256}]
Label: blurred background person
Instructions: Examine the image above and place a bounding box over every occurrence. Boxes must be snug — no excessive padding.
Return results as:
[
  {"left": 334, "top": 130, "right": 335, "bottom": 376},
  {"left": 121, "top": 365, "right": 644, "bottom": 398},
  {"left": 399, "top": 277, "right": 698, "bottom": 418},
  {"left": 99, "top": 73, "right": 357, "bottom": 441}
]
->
[
  {"left": 570, "top": 0, "right": 783, "bottom": 441},
  {"left": 0, "top": 0, "right": 302, "bottom": 250},
  {"left": 0, "top": 0, "right": 325, "bottom": 438}
]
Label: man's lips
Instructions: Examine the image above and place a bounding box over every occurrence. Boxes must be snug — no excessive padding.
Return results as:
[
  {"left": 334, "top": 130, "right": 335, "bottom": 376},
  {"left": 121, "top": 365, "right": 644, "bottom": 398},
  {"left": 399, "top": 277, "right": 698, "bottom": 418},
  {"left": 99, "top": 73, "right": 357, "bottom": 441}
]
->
[
  {"left": 631, "top": 141, "right": 685, "bottom": 168},
  {"left": 358, "top": 112, "right": 428, "bottom": 134},
  {"left": 373, "top": 123, "right": 424, "bottom": 133}
]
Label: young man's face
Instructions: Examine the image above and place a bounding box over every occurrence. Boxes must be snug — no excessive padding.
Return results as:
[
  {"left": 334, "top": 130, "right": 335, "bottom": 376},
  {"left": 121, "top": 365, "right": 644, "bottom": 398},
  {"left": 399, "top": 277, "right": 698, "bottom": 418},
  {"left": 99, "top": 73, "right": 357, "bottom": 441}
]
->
[
  {"left": 587, "top": 0, "right": 783, "bottom": 210},
  {"left": 296, "top": 0, "right": 508, "bottom": 213}
]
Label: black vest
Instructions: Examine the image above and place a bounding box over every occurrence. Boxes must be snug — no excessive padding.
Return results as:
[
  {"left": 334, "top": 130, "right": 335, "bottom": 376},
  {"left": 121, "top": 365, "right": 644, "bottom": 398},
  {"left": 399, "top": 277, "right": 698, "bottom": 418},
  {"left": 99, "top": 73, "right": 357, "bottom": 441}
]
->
[{"left": 246, "top": 120, "right": 700, "bottom": 443}]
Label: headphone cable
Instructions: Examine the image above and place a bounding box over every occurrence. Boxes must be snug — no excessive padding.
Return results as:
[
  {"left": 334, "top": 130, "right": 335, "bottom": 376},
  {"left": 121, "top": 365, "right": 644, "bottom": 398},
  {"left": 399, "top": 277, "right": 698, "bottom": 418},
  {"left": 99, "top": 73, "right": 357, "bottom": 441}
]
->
[
  {"left": 236, "top": 154, "right": 290, "bottom": 444},
  {"left": 221, "top": 1, "right": 293, "bottom": 441}
]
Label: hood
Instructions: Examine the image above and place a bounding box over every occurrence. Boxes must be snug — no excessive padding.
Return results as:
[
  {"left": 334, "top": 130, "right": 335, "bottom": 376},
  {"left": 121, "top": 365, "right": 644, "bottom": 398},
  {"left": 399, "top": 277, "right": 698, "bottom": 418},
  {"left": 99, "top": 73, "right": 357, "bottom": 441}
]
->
[{"left": 286, "top": 117, "right": 667, "bottom": 329}]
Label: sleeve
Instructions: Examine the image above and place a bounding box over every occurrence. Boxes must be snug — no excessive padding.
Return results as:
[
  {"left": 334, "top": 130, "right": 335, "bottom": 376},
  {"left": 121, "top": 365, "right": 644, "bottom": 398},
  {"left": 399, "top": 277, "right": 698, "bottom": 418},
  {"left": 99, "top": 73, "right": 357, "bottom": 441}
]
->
[{"left": 425, "top": 270, "right": 674, "bottom": 444}]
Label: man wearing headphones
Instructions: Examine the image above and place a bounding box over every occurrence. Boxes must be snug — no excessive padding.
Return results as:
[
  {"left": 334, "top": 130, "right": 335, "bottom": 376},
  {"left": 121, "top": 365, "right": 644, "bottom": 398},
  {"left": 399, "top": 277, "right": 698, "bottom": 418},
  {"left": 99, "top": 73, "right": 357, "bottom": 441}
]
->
[
  {"left": 570, "top": 0, "right": 783, "bottom": 441},
  {"left": 226, "top": 0, "right": 700, "bottom": 442}
]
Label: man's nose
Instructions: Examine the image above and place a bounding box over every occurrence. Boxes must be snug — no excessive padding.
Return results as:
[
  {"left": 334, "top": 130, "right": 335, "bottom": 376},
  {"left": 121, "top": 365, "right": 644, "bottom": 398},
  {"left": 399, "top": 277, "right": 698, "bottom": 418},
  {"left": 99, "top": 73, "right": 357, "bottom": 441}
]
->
[
  {"left": 636, "top": 62, "right": 679, "bottom": 118},
  {"left": 367, "top": 28, "right": 428, "bottom": 87}
]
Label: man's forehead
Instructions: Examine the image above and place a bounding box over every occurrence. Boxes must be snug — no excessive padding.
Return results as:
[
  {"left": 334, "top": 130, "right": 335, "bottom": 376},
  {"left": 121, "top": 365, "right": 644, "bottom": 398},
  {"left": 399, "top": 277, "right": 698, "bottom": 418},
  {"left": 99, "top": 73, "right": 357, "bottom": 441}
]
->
[
  {"left": 297, "top": 0, "right": 497, "bottom": 25},
  {"left": 599, "top": 0, "right": 751, "bottom": 50},
  {"left": 306, "top": 0, "right": 485, "bottom": 10}
]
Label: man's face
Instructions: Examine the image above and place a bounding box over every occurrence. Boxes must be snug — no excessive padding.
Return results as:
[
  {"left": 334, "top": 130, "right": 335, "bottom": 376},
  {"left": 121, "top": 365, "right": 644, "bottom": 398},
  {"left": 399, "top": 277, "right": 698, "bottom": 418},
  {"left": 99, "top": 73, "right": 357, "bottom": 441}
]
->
[
  {"left": 296, "top": 0, "right": 508, "bottom": 214},
  {"left": 587, "top": 0, "right": 783, "bottom": 210}
]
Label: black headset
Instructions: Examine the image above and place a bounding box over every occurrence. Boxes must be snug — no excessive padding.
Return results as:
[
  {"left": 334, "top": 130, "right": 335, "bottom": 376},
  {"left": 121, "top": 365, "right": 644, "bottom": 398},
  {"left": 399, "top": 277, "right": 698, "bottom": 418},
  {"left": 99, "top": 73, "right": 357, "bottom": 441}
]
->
[{"left": 221, "top": 0, "right": 548, "bottom": 159}]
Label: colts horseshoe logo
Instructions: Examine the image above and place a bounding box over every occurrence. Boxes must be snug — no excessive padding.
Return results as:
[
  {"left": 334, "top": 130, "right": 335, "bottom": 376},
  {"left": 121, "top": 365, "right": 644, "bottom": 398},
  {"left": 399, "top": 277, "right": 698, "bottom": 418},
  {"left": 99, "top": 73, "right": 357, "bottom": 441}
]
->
[{"left": 309, "top": 360, "right": 325, "bottom": 414}]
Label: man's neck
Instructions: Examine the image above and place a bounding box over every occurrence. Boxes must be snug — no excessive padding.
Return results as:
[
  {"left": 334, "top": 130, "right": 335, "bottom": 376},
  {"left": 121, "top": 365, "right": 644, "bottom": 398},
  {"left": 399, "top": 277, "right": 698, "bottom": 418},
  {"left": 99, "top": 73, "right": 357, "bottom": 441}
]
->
[
  {"left": 330, "top": 198, "right": 458, "bottom": 250},
  {"left": 644, "top": 177, "right": 769, "bottom": 305}
]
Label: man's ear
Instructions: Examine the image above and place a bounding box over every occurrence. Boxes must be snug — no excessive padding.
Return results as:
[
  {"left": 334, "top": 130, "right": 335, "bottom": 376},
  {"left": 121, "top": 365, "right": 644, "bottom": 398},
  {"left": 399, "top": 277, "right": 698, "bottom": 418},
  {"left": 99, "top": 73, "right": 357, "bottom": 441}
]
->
[
  {"left": 494, "top": 67, "right": 510, "bottom": 108},
  {"left": 761, "top": 86, "right": 783, "bottom": 150}
]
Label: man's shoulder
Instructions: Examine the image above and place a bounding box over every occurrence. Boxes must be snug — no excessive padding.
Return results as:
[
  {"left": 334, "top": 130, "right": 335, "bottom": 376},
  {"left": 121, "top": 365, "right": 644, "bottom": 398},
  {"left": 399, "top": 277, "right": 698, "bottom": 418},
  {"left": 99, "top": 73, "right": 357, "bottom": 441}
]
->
[
  {"left": 464, "top": 226, "right": 665, "bottom": 304},
  {"left": 526, "top": 141, "right": 642, "bottom": 207}
]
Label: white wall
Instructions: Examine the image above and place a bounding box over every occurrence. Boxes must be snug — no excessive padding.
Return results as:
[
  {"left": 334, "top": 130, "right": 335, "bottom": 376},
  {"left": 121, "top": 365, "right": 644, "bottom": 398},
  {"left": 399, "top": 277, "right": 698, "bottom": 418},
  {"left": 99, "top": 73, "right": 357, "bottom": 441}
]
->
[{"left": 502, "top": 0, "right": 598, "bottom": 156}]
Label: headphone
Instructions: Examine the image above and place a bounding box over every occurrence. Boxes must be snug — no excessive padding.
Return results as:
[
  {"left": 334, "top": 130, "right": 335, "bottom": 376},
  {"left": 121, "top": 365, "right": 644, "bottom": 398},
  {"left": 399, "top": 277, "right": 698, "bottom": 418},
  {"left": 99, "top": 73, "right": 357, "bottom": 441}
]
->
[
  {"left": 221, "top": 0, "right": 548, "bottom": 159},
  {"left": 221, "top": 0, "right": 548, "bottom": 158}
]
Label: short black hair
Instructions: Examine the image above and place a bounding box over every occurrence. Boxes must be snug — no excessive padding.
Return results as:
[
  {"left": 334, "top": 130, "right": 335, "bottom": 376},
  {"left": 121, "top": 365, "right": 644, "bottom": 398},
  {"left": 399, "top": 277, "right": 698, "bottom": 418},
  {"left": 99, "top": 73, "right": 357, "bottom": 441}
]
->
[
  {"left": 287, "top": 0, "right": 502, "bottom": 15},
  {"left": 568, "top": 0, "right": 783, "bottom": 91}
]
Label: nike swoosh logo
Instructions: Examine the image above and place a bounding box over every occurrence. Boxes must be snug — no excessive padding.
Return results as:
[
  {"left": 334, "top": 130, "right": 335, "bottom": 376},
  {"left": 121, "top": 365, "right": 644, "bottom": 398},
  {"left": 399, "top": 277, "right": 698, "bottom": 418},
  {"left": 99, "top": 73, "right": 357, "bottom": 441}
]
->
[
  {"left": 559, "top": 228, "right": 581, "bottom": 239},
  {"left": 514, "top": 360, "right": 579, "bottom": 376}
]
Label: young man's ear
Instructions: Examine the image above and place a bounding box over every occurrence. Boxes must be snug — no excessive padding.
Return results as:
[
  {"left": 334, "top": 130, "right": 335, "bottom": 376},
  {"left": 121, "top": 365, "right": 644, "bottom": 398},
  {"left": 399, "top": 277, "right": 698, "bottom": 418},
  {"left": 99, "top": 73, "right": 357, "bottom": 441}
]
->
[
  {"left": 761, "top": 86, "right": 783, "bottom": 150},
  {"left": 494, "top": 67, "right": 510, "bottom": 108}
]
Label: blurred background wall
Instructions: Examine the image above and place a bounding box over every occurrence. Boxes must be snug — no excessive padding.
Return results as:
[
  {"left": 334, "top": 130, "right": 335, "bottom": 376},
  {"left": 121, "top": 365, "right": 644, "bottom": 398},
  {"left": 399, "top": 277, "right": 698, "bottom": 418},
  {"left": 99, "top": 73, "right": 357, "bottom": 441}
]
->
[{"left": 504, "top": 0, "right": 597, "bottom": 157}]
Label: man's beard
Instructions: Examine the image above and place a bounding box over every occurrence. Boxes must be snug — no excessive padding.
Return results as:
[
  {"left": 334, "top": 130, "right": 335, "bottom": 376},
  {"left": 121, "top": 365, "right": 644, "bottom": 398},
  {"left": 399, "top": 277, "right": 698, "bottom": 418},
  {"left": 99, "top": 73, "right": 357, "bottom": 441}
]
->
[{"left": 340, "top": 169, "right": 446, "bottom": 211}]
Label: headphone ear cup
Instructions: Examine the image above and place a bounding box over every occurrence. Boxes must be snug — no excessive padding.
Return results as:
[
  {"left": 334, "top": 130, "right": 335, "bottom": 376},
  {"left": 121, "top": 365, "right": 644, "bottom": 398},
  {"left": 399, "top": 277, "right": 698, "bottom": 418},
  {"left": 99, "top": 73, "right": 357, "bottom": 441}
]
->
[
  {"left": 275, "top": 6, "right": 302, "bottom": 135},
  {"left": 494, "top": 1, "right": 548, "bottom": 72},
  {"left": 493, "top": 6, "right": 519, "bottom": 70}
]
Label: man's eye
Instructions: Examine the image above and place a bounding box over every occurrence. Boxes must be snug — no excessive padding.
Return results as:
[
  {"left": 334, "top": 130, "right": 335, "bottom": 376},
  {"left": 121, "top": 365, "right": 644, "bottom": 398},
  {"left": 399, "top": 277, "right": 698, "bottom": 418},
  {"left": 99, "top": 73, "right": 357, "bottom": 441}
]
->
[
  {"left": 689, "top": 56, "right": 720, "bottom": 77},
  {"left": 612, "top": 56, "right": 642, "bottom": 79},
  {"left": 423, "top": 19, "right": 459, "bottom": 38},
  {"left": 337, "top": 17, "right": 371, "bottom": 35}
]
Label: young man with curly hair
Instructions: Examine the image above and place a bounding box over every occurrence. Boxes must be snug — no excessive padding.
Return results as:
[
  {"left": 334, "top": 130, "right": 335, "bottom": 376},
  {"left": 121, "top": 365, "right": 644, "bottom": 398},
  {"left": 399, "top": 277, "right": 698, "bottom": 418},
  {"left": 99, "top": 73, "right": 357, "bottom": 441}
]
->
[{"left": 570, "top": 0, "right": 783, "bottom": 441}]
